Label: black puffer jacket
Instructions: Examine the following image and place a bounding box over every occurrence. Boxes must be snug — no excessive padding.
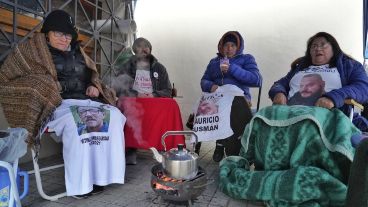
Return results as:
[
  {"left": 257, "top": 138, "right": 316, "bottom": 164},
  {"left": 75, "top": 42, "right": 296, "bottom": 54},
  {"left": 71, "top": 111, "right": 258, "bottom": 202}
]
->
[{"left": 49, "top": 43, "right": 92, "bottom": 100}]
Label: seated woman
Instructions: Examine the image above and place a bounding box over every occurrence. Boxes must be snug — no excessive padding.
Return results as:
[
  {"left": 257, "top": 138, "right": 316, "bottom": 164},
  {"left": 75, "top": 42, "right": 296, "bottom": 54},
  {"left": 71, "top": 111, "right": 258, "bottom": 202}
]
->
[
  {"left": 198, "top": 31, "right": 262, "bottom": 162},
  {"left": 112, "top": 37, "right": 172, "bottom": 165},
  {"left": 0, "top": 10, "right": 125, "bottom": 199},
  {"left": 219, "top": 32, "right": 368, "bottom": 206},
  {"left": 269, "top": 32, "right": 368, "bottom": 113},
  {"left": 219, "top": 105, "right": 360, "bottom": 206}
]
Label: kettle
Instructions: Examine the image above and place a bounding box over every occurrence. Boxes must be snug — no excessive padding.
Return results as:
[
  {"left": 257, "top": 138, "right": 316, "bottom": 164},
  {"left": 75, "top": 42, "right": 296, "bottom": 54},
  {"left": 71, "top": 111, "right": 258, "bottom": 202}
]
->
[{"left": 150, "top": 131, "right": 199, "bottom": 180}]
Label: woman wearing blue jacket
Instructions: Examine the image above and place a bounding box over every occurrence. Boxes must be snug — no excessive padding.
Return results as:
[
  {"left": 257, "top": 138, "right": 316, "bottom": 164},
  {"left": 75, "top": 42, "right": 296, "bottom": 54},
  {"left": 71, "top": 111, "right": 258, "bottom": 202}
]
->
[
  {"left": 200, "top": 31, "right": 262, "bottom": 162},
  {"left": 269, "top": 32, "right": 368, "bottom": 115},
  {"left": 201, "top": 31, "right": 262, "bottom": 101}
]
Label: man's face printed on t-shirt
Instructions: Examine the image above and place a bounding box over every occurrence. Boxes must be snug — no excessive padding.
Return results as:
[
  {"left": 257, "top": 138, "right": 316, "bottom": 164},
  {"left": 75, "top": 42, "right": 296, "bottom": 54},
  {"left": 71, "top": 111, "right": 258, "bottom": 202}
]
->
[
  {"left": 299, "top": 75, "right": 325, "bottom": 98},
  {"left": 78, "top": 106, "right": 105, "bottom": 130},
  {"left": 197, "top": 100, "right": 218, "bottom": 116}
]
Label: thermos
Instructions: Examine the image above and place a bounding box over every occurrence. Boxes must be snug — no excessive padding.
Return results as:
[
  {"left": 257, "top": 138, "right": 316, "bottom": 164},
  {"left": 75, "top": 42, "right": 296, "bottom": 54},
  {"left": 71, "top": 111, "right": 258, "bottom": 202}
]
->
[{"left": 0, "top": 167, "right": 29, "bottom": 207}]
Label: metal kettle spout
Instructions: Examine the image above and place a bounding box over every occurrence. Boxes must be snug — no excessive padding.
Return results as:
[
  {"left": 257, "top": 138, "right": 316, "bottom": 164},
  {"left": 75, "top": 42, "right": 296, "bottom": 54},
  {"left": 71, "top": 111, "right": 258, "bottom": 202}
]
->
[{"left": 149, "top": 147, "right": 163, "bottom": 163}]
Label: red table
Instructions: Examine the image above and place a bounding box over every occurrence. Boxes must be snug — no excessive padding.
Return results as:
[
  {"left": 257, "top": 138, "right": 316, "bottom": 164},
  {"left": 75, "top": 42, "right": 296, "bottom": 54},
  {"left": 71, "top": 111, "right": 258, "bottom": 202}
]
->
[{"left": 117, "top": 97, "right": 185, "bottom": 151}]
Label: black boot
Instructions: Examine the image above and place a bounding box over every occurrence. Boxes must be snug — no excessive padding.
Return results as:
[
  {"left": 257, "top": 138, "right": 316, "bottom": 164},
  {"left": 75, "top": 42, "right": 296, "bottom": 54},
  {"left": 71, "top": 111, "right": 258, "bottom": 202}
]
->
[
  {"left": 195, "top": 142, "right": 201, "bottom": 155},
  {"left": 212, "top": 143, "right": 224, "bottom": 162},
  {"left": 126, "top": 148, "right": 137, "bottom": 165},
  {"left": 91, "top": 185, "right": 104, "bottom": 195}
]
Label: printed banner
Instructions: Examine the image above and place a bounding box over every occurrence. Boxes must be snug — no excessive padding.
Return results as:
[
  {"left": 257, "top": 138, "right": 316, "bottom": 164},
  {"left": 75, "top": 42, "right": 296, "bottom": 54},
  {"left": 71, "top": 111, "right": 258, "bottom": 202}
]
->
[{"left": 192, "top": 85, "right": 243, "bottom": 142}]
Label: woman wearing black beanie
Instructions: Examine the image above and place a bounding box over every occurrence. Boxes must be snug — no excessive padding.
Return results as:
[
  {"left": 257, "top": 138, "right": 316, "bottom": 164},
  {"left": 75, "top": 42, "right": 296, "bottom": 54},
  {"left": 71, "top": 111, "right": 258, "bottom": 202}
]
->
[{"left": 0, "top": 9, "right": 126, "bottom": 199}]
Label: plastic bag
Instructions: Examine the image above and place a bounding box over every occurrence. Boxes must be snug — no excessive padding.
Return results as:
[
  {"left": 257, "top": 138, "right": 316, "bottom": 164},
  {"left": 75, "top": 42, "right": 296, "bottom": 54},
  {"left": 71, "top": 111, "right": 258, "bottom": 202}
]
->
[{"left": 0, "top": 128, "right": 28, "bottom": 162}]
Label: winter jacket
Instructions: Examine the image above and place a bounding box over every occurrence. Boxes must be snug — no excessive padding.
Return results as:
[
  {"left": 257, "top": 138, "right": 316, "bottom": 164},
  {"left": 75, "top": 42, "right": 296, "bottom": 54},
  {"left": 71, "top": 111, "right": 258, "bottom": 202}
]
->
[
  {"left": 201, "top": 31, "right": 262, "bottom": 101},
  {"left": 268, "top": 54, "right": 368, "bottom": 112},
  {"left": 49, "top": 43, "right": 93, "bottom": 100},
  {"left": 119, "top": 54, "right": 172, "bottom": 97}
]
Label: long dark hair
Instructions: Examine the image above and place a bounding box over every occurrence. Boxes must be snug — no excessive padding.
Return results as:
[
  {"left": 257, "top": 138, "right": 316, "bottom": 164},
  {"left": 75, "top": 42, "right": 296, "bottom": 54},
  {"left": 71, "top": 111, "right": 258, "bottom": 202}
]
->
[{"left": 294, "top": 32, "right": 344, "bottom": 69}]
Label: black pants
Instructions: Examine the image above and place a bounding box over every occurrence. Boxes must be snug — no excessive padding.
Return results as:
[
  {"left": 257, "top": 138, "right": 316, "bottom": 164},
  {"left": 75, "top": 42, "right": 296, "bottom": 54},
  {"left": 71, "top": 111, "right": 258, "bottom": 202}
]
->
[
  {"left": 345, "top": 138, "right": 368, "bottom": 207},
  {"left": 216, "top": 96, "right": 253, "bottom": 156}
]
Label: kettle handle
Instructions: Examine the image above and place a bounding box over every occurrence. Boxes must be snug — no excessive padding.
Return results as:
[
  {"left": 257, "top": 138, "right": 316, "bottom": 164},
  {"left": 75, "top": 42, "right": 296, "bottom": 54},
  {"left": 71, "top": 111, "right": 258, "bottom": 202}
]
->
[{"left": 161, "top": 131, "right": 198, "bottom": 151}]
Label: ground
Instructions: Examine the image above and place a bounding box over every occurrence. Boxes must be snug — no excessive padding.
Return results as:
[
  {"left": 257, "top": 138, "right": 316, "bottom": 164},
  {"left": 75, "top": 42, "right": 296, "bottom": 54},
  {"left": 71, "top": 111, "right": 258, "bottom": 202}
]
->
[{"left": 19, "top": 141, "right": 265, "bottom": 207}]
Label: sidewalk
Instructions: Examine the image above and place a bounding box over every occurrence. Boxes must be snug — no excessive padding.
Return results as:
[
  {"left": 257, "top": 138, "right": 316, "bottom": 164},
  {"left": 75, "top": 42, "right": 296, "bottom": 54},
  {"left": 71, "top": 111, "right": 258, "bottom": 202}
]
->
[{"left": 20, "top": 142, "right": 265, "bottom": 207}]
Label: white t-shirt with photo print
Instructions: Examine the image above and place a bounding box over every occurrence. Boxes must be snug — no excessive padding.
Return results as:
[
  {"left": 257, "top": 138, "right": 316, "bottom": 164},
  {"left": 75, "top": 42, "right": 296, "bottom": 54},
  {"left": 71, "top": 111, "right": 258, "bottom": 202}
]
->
[{"left": 288, "top": 64, "right": 342, "bottom": 106}]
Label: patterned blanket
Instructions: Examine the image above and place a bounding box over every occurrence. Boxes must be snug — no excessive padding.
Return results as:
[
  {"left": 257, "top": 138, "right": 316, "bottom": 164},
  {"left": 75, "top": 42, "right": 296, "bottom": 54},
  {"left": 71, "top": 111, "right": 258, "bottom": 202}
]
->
[
  {"left": 0, "top": 33, "right": 116, "bottom": 149},
  {"left": 219, "top": 105, "right": 360, "bottom": 207},
  {"left": 0, "top": 33, "right": 62, "bottom": 147}
]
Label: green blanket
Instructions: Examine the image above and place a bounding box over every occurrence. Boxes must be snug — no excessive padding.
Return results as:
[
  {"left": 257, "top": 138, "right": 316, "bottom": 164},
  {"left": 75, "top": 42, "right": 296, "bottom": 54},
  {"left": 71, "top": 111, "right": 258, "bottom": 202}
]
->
[{"left": 219, "top": 105, "right": 360, "bottom": 207}]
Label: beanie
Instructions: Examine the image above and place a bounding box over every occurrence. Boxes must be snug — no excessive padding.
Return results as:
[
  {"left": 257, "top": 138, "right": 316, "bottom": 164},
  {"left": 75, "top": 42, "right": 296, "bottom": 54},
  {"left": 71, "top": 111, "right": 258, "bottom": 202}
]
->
[
  {"left": 41, "top": 10, "right": 78, "bottom": 42},
  {"left": 223, "top": 34, "right": 238, "bottom": 45},
  {"left": 132, "top": 37, "right": 152, "bottom": 54}
]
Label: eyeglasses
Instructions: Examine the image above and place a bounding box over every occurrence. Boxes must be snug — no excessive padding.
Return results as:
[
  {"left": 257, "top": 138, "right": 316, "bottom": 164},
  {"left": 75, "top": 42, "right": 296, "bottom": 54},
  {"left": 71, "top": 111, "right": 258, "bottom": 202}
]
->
[
  {"left": 78, "top": 108, "right": 102, "bottom": 115},
  {"left": 53, "top": 31, "right": 73, "bottom": 40},
  {"left": 310, "top": 42, "right": 330, "bottom": 50}
]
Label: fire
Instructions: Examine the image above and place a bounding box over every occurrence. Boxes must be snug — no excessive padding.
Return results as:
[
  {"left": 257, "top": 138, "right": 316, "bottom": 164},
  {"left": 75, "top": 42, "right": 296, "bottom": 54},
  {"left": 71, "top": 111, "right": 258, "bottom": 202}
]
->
[
  {"left": 156, "top": 171, "right": 184, "bottom": 182},
  {"left": 153, "top": 182, "right": 175, "bottom": 191},
  {"left": 158, "top": 174, "right": 184, "bottom": 183},
  {"left": 152, "top": 171, "right": 184, "bottom": 191}
]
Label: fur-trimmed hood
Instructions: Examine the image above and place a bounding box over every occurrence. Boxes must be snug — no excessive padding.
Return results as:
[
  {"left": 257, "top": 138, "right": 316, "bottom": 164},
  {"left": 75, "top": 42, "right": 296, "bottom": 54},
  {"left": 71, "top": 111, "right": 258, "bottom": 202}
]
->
[{"left": 217, "top": 31, "right": 244, "bottom": 57}]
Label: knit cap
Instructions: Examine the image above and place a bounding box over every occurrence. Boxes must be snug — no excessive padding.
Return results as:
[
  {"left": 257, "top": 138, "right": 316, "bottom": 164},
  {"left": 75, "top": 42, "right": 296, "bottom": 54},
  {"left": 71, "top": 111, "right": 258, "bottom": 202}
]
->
[{"left": 41, "top": 10, "right": 78, "bottom": 42}]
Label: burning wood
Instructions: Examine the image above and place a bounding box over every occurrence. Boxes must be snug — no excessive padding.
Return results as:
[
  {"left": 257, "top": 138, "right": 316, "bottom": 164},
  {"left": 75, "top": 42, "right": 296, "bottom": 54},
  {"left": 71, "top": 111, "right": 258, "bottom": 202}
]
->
[
  {"left": 151, "top": 164, "right": 208, "bottom": 202},
  {"left": 156, "top": 172, "right": 184, "bottom": 182},
  {"left": 152, "top": 181, "right": 175, "bottom": 191}
]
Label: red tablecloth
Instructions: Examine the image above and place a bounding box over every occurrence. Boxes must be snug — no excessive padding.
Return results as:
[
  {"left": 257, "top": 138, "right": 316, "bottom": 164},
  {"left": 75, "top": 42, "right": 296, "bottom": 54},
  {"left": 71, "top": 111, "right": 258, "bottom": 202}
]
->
[{"left": 117, "top": 97, "right": 185, "bottom": 151}]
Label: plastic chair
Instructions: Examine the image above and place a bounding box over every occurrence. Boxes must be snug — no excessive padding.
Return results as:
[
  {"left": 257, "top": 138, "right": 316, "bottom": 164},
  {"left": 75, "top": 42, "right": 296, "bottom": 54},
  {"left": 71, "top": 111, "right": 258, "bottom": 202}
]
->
[
  {"left": 345, "top": 99, "right": 364, "bottom": 121},
  {"left": 250, "top": 78, "right": 262, "bottom": 114}
]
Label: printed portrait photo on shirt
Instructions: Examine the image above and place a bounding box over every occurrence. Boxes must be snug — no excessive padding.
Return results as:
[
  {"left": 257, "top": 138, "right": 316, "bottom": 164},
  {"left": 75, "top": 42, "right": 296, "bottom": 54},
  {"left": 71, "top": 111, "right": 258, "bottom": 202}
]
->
[
  {"left": 196, "top": 97, "right": 219, "bottom": 116},
  {"left": 287, "top": 65, "right": 342, "bottom": 106},
  {"left": 71, "top": 105, "right": 111, "bottom": 136}
]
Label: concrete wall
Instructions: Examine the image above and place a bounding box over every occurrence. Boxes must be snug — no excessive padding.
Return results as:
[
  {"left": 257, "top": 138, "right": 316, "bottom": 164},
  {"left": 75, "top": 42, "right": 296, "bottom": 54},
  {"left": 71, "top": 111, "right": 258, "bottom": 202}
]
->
[{"left": 134, "top": 0, "right": 363, "bottom": 125}]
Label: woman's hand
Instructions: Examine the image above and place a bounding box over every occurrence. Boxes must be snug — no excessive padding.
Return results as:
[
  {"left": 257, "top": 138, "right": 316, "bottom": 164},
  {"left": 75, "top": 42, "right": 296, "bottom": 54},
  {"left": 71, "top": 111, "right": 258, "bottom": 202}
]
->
[
  {"left": 210, "top": 85, "right": 219, "bottom": 93},
  {"left": 220, "top": 64, "right": 229, "bottom": 74},
  {"left": 220, "top": 57, "right": 230, "bottom": 74},
  {"left": 315, "top": 97, "right": 334, "bottom": 109},
  {"left": 273, "top": 93, "right": 287, "bottom": 105},
  {"left": 86, "top": 86, "right": 100, "bottom": 97}
]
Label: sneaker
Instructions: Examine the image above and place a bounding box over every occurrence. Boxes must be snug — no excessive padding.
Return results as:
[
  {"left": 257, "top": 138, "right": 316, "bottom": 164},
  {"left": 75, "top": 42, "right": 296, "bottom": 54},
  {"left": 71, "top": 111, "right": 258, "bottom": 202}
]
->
[
  {"left": 91, "top": 185, "right": 104, "bottom": 195},
  {"left": 212, "top": 144, "right": 224, "bottom": 162},
  {"left": 72, "top": 193, "right": 91, "bottom": 199}
]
